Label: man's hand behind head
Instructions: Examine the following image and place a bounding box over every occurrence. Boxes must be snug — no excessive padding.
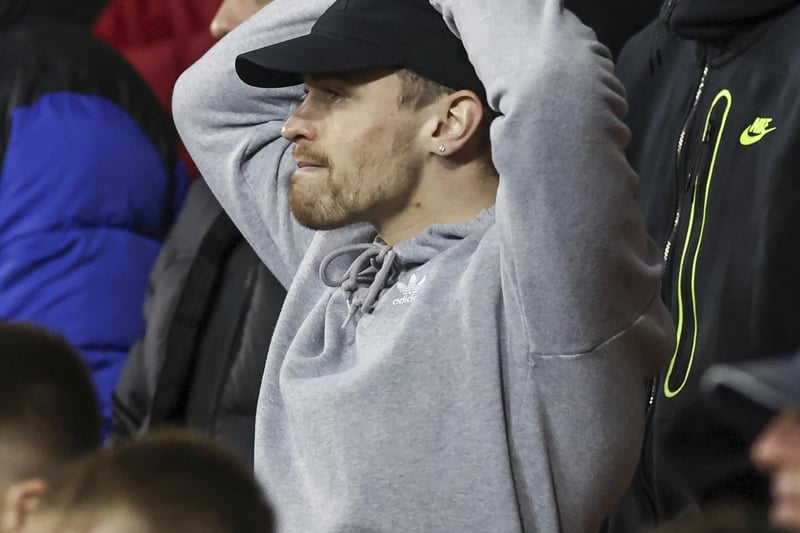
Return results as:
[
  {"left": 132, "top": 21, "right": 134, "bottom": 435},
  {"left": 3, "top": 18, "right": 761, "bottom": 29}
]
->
[{"left": 210, "top": 0, "right": 273, "bottom": 39}]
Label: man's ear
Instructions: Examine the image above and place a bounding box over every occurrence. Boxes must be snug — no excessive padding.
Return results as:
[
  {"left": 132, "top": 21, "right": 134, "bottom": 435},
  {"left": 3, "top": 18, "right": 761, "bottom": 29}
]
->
[
  {"left": 427, "top": 90, "right": 485, "bottom": 157},
  {"left": 1, "top": 478, "right": 47, "bottom": 533}
]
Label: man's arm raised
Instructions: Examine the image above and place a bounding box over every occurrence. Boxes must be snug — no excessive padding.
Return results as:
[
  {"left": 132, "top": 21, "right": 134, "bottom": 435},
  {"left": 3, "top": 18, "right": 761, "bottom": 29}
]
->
[
  {"left": 172, "top": 0, "right": 334, "bottom": 287},
  {"left": 431, "top": 0, "right": 670, "bottom": 361},
  {"left": 430, "top": 1, "right": 675, "bottom": 530}
]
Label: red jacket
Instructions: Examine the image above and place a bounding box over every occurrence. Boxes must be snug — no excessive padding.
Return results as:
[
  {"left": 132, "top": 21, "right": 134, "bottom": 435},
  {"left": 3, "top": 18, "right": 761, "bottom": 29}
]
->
[{"left": 94, "top": 0, "right": 221, "bottom": 178}]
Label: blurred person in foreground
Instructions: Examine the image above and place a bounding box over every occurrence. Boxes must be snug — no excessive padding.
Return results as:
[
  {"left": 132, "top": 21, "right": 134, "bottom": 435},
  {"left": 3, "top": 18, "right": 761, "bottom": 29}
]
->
[
  {"left": 172, "top": 0, "right": 675, "bottom": 530},
  {"left": 6, "top": 431, "right": 273, "bottom": 533},
  {"left": 755, "top": 410, "right": 800, "bottom": 532},
  {"left": 703, "top": 353, "right": 800, "bottom": 532},
  {"left": 0, "top": 322, "right": 101, "bottom": 533}
]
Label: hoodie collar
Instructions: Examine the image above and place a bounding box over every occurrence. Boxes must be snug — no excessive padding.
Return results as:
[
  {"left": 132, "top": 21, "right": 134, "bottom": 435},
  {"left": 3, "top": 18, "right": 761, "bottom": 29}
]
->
[
  {"left": 664, "top": 0, "right": 800, "bottom": 40},
  {"left": 319, "top": 207, "right": 495, "bottom": 326}
]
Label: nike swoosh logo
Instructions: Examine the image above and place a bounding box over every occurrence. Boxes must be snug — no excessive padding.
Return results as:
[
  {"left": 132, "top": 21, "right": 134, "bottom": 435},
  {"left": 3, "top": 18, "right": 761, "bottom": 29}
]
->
[
  {"left": 740, "top": 127, "right": 776, "bottom": 145},
  {"left": 740, "top": 118, "right": 777, "bottom": 146}
]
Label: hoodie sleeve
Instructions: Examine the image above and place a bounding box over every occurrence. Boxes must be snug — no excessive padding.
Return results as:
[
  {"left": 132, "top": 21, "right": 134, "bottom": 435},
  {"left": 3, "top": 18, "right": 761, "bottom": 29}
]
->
[
  {"left": 429, "top": 0, "right": 673, "bottom": 365},
  {"left": 427, "top": 3, "right": 675, "bottom": 530},
  {"left": 172, "top": 0, "right": 332, "bottom": 287}
]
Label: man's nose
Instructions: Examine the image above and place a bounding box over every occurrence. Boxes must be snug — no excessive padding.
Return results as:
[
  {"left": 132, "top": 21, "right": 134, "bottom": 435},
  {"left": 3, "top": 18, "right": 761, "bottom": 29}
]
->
[{"left": 281, "top": 102, "right": 316, "bottom": 142}]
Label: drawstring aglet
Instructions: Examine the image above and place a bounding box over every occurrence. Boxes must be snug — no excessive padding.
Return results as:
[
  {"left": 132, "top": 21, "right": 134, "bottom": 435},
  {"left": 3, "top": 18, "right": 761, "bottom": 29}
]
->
[{"left": 341, "top": 300, "right": 357, "bottom": 329}]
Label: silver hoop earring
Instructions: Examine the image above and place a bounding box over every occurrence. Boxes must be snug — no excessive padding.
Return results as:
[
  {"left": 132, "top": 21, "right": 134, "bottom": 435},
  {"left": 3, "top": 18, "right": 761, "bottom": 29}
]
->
[{"left": 437, "top": 145, "right": 446, "bottom": 153}]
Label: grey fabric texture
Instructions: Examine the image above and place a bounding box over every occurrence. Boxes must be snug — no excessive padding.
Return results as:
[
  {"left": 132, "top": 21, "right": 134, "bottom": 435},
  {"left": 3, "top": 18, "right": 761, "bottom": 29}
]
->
[{"left": 173, "top": 0, "right": 675, "bottom": 531}]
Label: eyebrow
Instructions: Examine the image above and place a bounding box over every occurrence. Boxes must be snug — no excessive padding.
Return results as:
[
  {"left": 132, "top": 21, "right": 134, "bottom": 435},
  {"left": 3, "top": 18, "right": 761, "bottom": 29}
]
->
[{"left": 306, "top": 68, "right": 396, "bottom": 86}]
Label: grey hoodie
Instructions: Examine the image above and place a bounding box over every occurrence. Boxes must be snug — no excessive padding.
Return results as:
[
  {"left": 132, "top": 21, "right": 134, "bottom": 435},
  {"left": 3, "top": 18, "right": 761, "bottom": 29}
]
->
[{"left": 172, "top": 0, "right": 675, "bottom": 531}]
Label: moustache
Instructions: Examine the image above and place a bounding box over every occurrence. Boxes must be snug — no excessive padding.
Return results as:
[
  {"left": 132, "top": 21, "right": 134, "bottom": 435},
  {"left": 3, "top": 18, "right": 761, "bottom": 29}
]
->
[{"left": 292, "top": 147, "right": 331, "bottom": 168}]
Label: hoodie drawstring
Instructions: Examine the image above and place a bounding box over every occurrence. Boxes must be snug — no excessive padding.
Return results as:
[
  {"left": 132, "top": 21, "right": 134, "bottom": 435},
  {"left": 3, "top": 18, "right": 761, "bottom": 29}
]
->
[{"left": 319, "top": 243, "right": 398, "bottom": 327}]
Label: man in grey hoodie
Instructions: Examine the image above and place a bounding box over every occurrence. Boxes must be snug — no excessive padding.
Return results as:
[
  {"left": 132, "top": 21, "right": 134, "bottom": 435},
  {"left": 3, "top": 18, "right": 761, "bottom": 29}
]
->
[{"left": 172, "top": 0, "right": 675, "bottom": 531}]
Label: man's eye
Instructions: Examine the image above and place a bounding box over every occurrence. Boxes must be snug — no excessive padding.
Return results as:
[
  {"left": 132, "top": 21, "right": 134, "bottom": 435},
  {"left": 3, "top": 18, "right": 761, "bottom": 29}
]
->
[
  {"left": 302, "top": 86, "right": 346, "bottom": 104},
  {"left": 324, "top": 89, "right": 344, "bottom": 101}
]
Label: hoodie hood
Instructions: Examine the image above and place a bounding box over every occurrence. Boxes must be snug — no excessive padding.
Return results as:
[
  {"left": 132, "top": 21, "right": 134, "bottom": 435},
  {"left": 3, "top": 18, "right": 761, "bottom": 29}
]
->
[
  {"left": 0, "top": 0, "right": 109, "bottom": 29},
  {"left": 664, "top": 0, "right": 800, "bottom": 40}
]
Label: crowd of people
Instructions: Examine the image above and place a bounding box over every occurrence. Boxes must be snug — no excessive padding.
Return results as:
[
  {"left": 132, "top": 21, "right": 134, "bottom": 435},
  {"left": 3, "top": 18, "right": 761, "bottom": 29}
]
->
[{"left": 1, "top": 0, "right": 799, "bottom": 531}]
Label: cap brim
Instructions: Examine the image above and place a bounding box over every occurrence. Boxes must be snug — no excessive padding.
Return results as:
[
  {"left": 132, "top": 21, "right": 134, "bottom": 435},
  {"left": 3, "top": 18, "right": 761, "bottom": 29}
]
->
[
  {"left": 703, "top": 354, "right": 800, "bottom": 411},
  {"left": 236, "top": 33, "right": 401, "bottom": 88},
  {"left": 701, "top": 353, "right": 800, "bottom": 434}
]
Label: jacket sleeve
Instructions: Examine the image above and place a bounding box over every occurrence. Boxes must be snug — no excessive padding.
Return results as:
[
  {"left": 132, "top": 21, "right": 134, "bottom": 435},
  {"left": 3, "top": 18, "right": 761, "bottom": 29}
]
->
[
  {"left": 111, "top": 338, "right": 150, "bottom": 439},
  {"left": 111, "top": 179, "right": 236, "bottom": 440},
  {"left": 172, "top": 0, "right": 333, "bottom": 288}
]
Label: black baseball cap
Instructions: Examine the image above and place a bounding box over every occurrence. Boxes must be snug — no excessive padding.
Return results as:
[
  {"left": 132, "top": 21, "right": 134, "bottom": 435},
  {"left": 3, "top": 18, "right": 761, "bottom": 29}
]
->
[
  {"left": 701, "top": 352, "right": 800, "bottom": 434},
  {"left": 235, "top": 0, "right": 486, "bottom": 101}
]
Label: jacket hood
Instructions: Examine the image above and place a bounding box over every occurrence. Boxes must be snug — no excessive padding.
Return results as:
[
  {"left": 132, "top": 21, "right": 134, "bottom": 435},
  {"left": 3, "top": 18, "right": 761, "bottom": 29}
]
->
[
  {"left": 664, "top": 0, "right": 800, "bottom": 40},
  {"left": 0, "top": 0, "right": 109, "bottom": 29}
]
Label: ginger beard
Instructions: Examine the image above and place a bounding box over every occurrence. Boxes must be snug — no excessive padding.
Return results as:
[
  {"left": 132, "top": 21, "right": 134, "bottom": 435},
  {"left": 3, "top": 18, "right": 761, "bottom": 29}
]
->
[{"left": 288, "top": 128, "right": 422, "bottom": 231}]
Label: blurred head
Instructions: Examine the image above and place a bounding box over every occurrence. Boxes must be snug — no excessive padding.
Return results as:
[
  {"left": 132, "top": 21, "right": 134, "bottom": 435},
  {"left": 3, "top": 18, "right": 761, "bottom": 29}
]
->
[
  {"left": 752, "top": 409, "right": 800, "bottom": 531},
  {"left": 0, "top": 322, "right": 101, "bottom": 484},
  {"left": 0, "top": 322, "right": 101, "bottom": 532},
  {"left": 20, "top": 431, "right": 274, "bottom": 533},
  {"left": 209, "top": 0, "right": 272, "bottom": 39}
]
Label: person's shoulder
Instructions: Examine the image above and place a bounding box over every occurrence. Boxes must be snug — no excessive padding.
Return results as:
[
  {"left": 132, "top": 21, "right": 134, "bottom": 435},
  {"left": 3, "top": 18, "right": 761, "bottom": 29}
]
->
[
  {"left": 0, "top": 21, "right": 151, "bottom": 92},
  {"left": 615, "top": 20, "right": 661, "bottom": 79},
  {"left": 1, "top": 21, "right": 105, "bottom": 55}
]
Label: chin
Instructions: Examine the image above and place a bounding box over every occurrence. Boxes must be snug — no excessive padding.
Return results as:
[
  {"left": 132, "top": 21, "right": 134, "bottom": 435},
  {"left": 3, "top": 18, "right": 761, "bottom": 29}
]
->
[
  {"left": 289, "top": 181, "right": 363, "bottom": 231},
  {"left": 290, "top": 204, "right": 352, "bottom": 231}
]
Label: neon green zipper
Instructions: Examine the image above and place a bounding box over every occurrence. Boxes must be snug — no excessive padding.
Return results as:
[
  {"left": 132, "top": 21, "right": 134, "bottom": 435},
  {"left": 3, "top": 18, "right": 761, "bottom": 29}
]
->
[{"left": 664, "top": 89, "right": 732, "bottom": 398}]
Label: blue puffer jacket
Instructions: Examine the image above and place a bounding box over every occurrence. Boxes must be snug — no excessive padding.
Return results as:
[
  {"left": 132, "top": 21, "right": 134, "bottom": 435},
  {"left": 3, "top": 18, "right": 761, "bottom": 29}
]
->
[{"left": 0, "top": 22, "right": 187, "bottom": 436}]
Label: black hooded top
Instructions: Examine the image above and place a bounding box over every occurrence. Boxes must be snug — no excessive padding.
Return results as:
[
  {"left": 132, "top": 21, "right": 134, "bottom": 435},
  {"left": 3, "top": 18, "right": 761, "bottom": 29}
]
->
[
  {"left": 564, "top": 0, "right": 660, "bottom": 59},
  {"left": 0, "top": 0, "right": 108, "bottom": 28},
  {"left": 608, "top": 0, "right": 800, "bottom": 529},
  {"left": 664, "top": 0, "right": 798, "bottom": 40}
]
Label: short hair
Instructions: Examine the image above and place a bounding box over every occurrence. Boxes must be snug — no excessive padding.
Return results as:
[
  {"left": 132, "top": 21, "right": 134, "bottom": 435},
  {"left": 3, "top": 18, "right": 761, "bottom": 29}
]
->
[
  {"left": 35, "top": 430, "right": 274, "bottom": 533},
  {"left": 0, "top": 322, "right": 101, "bottom": 483},
  {"left": 397, "top": 68, "right": 455, "bottom": 109},
  {"left": 396, "top": 68, "right": 494, "bottom": 156}
]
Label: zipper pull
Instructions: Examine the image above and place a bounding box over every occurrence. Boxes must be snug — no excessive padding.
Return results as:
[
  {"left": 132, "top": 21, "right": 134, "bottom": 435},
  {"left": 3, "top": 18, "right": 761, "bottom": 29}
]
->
[
  {"left": 685, "top": 116, "right": 717, "bottom": 194},
  {"left": 703, "top": 115, "right": 718, "bottom": 144},
  {"left": 685, "top": 151, "right": 701, "bottom": 193},
  {"left": 647, "top": 376, "right": 658, "bottom": 411}
]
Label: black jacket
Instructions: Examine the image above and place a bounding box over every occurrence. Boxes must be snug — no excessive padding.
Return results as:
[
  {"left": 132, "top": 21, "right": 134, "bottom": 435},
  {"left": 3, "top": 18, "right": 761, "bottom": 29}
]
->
[
  {"left": 608, "top": 0, "right": 800, "bottom": 528},
  {"left": 0, "top": 0, "right": 108, "bottom": 29},
  {"left": 564, "top": 0, "right": 660, "bottom": 59},
  {"left": 112, "top": 180, "right": 286, "bottom": 466}
]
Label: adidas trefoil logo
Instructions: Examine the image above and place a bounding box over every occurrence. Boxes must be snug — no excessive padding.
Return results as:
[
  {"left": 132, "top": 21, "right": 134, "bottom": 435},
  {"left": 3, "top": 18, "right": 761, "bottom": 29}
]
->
[
  {"left": 740, "top": 117, "right": 777, "bottom": 146},
  {"left": 392, "top": 274, "right": 426, "bottom": 306}
]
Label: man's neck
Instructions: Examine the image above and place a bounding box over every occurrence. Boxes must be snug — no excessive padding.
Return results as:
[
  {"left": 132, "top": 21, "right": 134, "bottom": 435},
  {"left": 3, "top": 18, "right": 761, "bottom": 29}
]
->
[{"left": 376, "top": 164, "right": 498, "bottom": 245}]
